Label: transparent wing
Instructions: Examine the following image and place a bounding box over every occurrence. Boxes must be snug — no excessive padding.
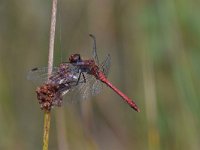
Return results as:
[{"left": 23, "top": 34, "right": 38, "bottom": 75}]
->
[
  {"left": 65, "top": 54, "right": 111, "bottom": 102},
  {"left": 79, "top": 54, "right": 111, "bottom": 98},
  {"left": 99, "top": 54, "right": 111, "bottom": 78},
  {"left": 27, "top": 67, "right": 59, "bottom": 83},
  {"left": 78, "top": 74, "right": 103, "bottom": 99},
  {"left": 64, "top": 72, "right": 102, "bottom": 103},
  {"left": 90, "top": 34, "right": 100, "bottom": 65}
]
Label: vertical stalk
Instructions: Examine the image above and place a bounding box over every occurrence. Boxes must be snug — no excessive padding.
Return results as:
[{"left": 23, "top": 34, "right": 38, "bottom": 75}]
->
[
  {"left": 43, "top": 0, "right": 58, "bottom": 150},
  {"left": 43, "top": 111, "right": 51, "bottom": 150}
]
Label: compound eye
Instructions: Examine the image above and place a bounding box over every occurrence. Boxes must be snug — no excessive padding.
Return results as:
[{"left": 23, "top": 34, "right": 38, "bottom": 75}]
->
[
  {"left": 69, "top": 54, "right": 81, "bottom": 63},
  {"left": 74, "top": 54, "right": 80, "bottom": 61}
]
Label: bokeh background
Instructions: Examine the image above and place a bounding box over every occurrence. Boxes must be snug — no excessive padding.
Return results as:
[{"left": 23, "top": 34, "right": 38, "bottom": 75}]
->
[{"left": 0, "top": 0, "right": 200, "bottom": 150}]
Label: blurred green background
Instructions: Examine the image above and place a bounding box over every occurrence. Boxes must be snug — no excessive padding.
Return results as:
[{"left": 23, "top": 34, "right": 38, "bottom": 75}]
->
[{"left": 0, "top": 0, "right": 200, "bottom": 150}]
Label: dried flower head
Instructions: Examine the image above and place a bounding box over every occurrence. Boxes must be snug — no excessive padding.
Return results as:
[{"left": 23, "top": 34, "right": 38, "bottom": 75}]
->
[{"left": 36, "top": 83, "right": 63, "bottom": 111}]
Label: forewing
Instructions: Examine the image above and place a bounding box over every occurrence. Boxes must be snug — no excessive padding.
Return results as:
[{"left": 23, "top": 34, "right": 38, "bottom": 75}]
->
[{"left": 27, "top": 67, "right": 59, "bottom": 84}]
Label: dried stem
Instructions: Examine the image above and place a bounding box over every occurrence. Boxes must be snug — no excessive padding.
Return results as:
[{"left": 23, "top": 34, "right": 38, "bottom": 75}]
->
[
  {"left": 43, "top": 0, "right": 58, "bottom": 150},
  {"left": 43, "top": 111, "right": 51, "bottom": 150}
]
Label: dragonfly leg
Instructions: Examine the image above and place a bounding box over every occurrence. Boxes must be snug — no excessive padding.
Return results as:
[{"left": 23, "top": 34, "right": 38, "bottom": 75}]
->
[
  {"left": 76, "top": 72, "right": 82, "bottom": 85},
  {"left": 76, "top": 72, "right": 86, "bottom": 85},
  {"left": 82, "top": 73, "right": 86, "bottom": 83}
]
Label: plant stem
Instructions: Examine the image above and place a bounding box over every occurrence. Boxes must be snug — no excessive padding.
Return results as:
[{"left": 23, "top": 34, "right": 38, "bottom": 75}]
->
[
  {"left": 43, "top": 0, "right": 58, "bottom": 150},
  {"left": 43, "top": 111, "right": 51, "bottom": 150},
  {"left": 48, "top": 0, "right": 57, "bottom": 76}
]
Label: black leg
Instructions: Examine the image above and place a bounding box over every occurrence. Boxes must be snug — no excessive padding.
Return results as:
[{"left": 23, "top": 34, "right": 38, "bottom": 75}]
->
[
  {"left": 76, "top": 72, "right": 87, "bottom": 85},
  {"left": 76, "top": 72, "right": 82, "bottom": 85},
  {"left": 82, "top": 73, "right": 86, "bottom": 83}
]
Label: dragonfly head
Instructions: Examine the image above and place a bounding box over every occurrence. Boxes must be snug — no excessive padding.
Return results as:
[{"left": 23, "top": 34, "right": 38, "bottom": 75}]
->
[{"left": 69, "top": 54, "right": 82, "bottom": 63}]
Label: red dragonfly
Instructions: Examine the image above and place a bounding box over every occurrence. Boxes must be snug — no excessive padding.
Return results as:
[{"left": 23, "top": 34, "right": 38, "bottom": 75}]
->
[{"left": 28, "top": 34, "right": 140, "bottom": 112}]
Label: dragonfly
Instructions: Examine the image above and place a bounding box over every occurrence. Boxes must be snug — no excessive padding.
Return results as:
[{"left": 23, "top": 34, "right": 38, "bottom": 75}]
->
[{"left": 28, "top": 34, "right": 140, "bottom": 112}]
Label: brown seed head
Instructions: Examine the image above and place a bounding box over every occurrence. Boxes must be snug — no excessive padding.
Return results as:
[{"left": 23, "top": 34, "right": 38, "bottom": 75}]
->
[{"left": 36, "top": 83, "right": 63, "bottom": 111}]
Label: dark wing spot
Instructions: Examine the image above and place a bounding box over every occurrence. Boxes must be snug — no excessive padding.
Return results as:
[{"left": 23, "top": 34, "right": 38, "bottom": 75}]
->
[{"left": 31, "top": 67, "right": 38, "bottom": 71}]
